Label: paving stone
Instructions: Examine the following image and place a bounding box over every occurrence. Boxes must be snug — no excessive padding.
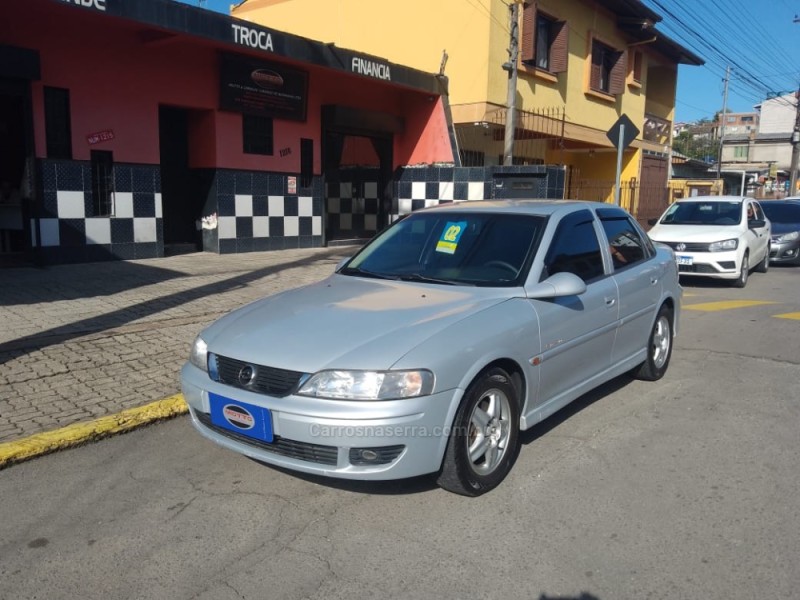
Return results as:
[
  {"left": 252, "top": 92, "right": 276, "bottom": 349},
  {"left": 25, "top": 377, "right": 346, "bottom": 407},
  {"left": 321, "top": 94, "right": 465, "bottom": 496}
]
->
[{"left": 0, "top": 247, "right": 356, "bottom": 443}]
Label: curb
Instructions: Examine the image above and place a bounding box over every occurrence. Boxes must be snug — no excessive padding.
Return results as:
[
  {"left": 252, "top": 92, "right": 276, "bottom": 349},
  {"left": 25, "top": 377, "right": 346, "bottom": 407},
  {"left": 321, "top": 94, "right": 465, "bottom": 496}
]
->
[{"left": 0, "top": 394, "right": 188, "bottom": 470}]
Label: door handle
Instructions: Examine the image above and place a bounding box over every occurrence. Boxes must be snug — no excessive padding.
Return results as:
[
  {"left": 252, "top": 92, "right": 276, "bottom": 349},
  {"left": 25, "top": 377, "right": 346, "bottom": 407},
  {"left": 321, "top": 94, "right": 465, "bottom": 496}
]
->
[
  {"left": 605, "top": 297, "right": 616, "bottom": 307},
  {"left": 650, "top": 277, "right": 658, "bottom": 285}
]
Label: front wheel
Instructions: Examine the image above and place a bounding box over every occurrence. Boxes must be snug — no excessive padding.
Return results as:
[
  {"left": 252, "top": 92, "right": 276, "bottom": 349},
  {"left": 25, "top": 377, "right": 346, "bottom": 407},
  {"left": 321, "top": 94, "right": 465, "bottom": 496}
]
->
[
  {"left": 634, "top": 305, "right": 674, "bottom": 381},
  {"left": 437, "top": 368, "right": 520, "bottom": 496},
  {"left": 732, "top": 252, "right": 749, "bottom": 288},
  {"left": 755, "top": 247, "right": 770, "bottom": 273}
]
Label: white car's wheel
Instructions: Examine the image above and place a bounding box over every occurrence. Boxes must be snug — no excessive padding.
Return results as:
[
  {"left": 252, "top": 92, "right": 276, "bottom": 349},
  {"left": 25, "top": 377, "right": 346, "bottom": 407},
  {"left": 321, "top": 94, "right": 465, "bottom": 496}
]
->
[
  {"left": 732, "top": 252, "right": 749, "bottom": 288},
  {"left": 755, "top": 246, "right": 770, "bottom": 273}
]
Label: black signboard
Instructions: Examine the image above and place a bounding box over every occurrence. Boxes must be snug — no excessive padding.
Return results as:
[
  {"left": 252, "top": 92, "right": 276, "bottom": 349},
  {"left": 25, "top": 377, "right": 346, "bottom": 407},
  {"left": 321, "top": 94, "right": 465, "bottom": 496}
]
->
[{"left": 219, "top": 53, "right": 308, "bottom": 121}]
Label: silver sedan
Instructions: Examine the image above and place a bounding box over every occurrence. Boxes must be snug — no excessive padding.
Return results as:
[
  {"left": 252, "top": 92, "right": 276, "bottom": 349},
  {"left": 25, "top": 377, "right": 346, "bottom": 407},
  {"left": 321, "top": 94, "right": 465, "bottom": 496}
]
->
[{"left": 181, "top": 200, "right": 681, "bottom": 496}]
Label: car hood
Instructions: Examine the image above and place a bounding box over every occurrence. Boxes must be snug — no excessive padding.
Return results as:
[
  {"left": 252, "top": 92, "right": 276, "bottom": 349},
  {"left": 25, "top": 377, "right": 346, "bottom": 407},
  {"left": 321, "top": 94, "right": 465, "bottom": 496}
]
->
[
  {"left": 649, "top": 223, "right": 744, "bottom": 243},
  {"left": 770, "top": 222, "right": 800, "bottom": 235},
  {"left": 201, "top": 275, "right": 514, "bottom": 372}
]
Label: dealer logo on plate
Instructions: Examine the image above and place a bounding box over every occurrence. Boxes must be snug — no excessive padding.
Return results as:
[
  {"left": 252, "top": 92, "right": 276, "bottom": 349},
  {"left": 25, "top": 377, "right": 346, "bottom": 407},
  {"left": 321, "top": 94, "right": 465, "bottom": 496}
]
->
[{"left": 223, "top": 404, "right": 255, "bottom": 430}]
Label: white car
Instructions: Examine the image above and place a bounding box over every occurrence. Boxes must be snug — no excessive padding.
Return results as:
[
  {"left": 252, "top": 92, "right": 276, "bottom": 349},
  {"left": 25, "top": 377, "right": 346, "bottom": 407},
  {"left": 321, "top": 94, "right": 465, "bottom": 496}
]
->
[{"left": 648, "top": 196, "right": 771, "bottom": 288}]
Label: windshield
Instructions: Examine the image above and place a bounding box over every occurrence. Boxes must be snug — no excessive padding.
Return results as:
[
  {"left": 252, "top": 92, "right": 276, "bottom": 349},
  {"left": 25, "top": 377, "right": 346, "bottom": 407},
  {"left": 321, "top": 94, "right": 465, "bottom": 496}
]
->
[
  {"left": 761, "top": 203, "right": 800, "bottom": 224},
  {"left": 659, "top": 201, "right": 743, "bottom": 225},
  {"left": 341, "top": 212, "right": 545, "bottom": 286}
]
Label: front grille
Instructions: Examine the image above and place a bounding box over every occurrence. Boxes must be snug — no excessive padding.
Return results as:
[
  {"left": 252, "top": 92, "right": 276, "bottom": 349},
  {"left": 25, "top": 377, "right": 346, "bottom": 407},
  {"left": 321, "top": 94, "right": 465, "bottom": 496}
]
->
[
  {"left": 213, "top": 354, "right": 305, "bottom": 397},
  {"left": 195, "top": 410, "right": 338, "bottom": 466},
  {"left": 663, "top": 241, "right": 709, "bottom": 252},
  {"left": 679, "top": 263, "right": 717, "bottom": 273}
]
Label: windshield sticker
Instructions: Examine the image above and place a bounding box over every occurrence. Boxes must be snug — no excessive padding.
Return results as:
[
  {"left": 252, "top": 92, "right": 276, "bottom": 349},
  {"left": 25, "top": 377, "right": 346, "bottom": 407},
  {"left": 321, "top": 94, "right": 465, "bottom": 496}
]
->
[{"left": 436, "top": 221, "right": 467, "bottom": 254}]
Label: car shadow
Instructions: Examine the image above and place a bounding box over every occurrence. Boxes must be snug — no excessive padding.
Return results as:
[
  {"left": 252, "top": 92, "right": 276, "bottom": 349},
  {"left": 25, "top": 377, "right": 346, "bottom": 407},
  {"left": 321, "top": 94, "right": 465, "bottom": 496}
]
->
[{"left": 253, "top": 374, "right": 636, "bottom": 497}]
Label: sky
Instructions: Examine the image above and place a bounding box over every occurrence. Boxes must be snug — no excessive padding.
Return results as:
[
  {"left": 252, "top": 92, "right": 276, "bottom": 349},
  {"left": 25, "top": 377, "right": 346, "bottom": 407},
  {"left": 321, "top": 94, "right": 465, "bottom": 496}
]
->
[{"left": 176, "top": 0, "right": 800, "bottom": 124}]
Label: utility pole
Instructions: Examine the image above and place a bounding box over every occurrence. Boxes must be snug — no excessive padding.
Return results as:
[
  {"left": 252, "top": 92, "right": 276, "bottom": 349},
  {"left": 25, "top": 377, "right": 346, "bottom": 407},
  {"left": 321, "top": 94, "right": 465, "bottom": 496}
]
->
[
  {"left": 790, "top": 88, "right": 800, "bottom": 195},
  {"left": 502, "top": 1, "right": 521, "bottom": 166},
  {"left": 716, "top": 66, "right": 730, "bottom": 179}
]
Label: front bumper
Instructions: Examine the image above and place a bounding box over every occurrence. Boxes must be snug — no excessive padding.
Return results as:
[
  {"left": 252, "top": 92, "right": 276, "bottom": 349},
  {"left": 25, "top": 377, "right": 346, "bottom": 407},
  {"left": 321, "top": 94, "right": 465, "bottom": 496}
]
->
[
  {"left": 673, "top": 249, "right": 741, "bottom": 279},
  {"left": 770, "top": 239, "right": 800, "bottom": 264},
  {"left": 181, "top": 363, "right": 461, "bottom": 480}
]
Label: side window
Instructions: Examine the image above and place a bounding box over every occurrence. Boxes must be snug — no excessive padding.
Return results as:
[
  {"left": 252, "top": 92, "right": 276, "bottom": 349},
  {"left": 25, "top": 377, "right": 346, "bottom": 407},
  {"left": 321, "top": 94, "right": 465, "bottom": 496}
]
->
[
  {"left": 752, "top": 202, "right": 764, "bottom": 221},
  {"left": 601, "top": 217, "right": 647, "bottom": 269},
  {"left": 543, "top": 210, "right": 604, "bottom": 282}
]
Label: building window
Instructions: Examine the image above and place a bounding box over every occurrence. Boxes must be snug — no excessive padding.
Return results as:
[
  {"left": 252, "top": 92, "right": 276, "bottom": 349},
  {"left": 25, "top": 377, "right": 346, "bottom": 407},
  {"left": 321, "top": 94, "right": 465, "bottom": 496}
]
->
[
  {"left": 91, "top": 150, "right": 114, "bottom": 217},
  {"left": 631, "top": 50, "right": 643, "bottom": 83},
  {"left": 733, "top": 145, "right": 748, "bottom": 159},
  {"left": 741, "top": 116, "right": 754, "bottom": 123},
  {"left": 44, "top": 87, "right": 73, "bottom": 159},
  {"left": 242, "top": 114, "right": 273, "bottom": 155},
  {"left": 590, "top": 40, "right": 625, "bottom": 95},
  {"left": 521, "top": 4, "right": 568, "bottom": 74},
  {"left": 300, "top": 138, "right": 313, "bottom": 188}
]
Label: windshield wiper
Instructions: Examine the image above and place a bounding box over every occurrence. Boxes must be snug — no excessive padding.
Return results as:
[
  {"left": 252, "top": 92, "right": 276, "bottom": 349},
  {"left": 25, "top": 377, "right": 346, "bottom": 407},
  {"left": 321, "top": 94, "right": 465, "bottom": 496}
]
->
[
  {"left": 340, "top": 267, "right": 397, "bottom": 280},
  {"left": 397, "top": 273, "right": 469, "bottom": 286}
]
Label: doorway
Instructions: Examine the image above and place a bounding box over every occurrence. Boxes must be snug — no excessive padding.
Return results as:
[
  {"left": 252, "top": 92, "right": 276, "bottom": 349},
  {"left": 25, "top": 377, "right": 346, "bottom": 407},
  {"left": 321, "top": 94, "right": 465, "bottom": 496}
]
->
[
  {"left": 159, "top": 106, "right": 201, "bottom": 254},
  {"left": 0, "top": 80, "right": 33, "bottom": 263},
  {"left": 323, "top": 131, "right": 393, "bottom": 244}
]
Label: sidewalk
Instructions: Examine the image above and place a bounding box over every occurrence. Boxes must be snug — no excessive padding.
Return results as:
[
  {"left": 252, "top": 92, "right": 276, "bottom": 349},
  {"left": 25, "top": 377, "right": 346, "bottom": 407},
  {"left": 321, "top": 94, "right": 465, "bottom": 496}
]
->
[{"left": 0, "top": 246, "right": 356, "bottom": 464}]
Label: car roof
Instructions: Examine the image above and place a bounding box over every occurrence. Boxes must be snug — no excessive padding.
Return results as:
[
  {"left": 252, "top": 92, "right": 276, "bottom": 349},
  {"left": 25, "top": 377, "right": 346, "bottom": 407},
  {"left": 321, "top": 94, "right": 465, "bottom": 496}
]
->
[
  {"left": 762, "top": 198, "right": 800, "bottom": 204},
  {"left": 418, "top": 199, "right": 625, "bottom": 217},
  {"left": 672, "top": 195, "right": 748, "bottom": 203}
]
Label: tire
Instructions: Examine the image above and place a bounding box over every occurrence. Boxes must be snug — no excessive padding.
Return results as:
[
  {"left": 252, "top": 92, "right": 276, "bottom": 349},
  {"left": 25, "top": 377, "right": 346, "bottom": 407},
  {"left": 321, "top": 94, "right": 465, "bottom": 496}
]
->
[
  {"left": 755, "top": 247, "right": 770, "bottom": 273},
  {"left": 732, "top": 252, "right": 749, "bottom": 288},
  {"left": 634, "top": 305, "right": 674, "bottom": 382},
  {"left": 437, "top": 367, "right": 520, "bottom": 496}
]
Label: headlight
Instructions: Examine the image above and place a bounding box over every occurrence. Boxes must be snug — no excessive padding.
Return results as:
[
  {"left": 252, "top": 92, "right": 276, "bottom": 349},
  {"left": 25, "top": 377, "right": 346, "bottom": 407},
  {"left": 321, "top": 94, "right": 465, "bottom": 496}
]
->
[
  {"left": 189, "top": 336, "right": 208, "bottom": 372},
  {"left": 776, "top": 231, "right": 800, "bottom": 242},
  {"left": 297, "top": 369, "right": 434, "bottom": 400},
  {"left": 708, "top": 238, "right": 738, "bottom": 252}
]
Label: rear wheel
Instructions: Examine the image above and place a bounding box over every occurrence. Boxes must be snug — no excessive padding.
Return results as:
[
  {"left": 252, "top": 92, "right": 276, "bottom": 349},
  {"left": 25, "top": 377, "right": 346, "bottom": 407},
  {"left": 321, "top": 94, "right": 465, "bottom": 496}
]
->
[
  {"left": 634, "top": 305, "right": 673, "bottom": 381},
  {"left": 437, "top": 368, "right": 520, "bottom": 496},
  {"left": 732, "top": 252, "right": 749, "bottom": 288}
]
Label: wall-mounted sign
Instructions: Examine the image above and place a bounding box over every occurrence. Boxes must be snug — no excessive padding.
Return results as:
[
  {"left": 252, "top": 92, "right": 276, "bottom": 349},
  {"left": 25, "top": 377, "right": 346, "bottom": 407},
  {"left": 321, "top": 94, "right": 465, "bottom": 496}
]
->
[
  {"left": 219, "top": 53, "right": 308, "bottom": 121},
  {"left": 86, "top": 129, "right": 114, "bottom": 145},
  {"left": 60, "top": 0, "right": 106, "bottom": 12},
  {"left": 287, "top": 176, "right": 297, "bottom": 195}
]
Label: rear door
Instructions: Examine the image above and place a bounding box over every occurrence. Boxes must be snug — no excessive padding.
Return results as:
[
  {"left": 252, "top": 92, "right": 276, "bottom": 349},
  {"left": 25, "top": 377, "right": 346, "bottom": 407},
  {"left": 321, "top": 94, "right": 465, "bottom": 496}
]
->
[{"left": 599, "top": 209, "right": 661, "bottom": 366}]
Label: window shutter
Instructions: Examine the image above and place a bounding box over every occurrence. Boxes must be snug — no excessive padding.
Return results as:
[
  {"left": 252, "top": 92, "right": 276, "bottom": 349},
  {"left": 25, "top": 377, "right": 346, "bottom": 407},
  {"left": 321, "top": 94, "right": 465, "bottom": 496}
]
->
[
  {"left": 609, "top": 50, "right": 626, "bottom": 95},
  {"left": 521, "top": 2, "right": 536, "bottom": 64},
  {"left": 550, "top": 21, "right": 568, "bottom": 73},
  {"left": 590, "top": 42, "right": 602, "bottom": 90}
]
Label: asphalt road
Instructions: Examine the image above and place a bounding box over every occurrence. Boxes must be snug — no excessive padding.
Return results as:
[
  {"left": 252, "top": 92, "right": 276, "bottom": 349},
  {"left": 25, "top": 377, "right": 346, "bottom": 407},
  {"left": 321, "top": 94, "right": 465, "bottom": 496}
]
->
[{"left": 1, "top": 266, "right": 798, "bottom": 600}]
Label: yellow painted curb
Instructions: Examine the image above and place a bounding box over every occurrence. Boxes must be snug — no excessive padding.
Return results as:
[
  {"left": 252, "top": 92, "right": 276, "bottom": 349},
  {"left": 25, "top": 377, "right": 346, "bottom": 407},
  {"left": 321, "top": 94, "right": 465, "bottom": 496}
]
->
[{"left": 0, "top": 394, "right": 188, "bottom": 469}]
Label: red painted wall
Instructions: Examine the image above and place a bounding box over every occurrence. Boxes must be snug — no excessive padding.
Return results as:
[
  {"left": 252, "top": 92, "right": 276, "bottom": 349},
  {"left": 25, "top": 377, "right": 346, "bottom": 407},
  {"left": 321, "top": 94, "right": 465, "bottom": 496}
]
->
[{"left": 3, "top": 0, "right": 452, "bottom": 174}]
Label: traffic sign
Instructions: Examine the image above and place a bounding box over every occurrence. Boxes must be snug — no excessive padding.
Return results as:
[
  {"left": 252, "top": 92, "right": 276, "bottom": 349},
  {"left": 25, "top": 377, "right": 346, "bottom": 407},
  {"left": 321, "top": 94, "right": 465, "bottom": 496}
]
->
[{"left": 607, "top": 114, "right": 639, "bottom": 150}]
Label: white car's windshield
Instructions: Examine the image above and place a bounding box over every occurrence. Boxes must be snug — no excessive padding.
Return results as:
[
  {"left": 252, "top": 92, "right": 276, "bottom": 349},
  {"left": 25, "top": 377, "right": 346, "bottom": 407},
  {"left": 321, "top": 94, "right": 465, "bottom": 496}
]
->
[
  {"left": 342, "top": 212, "right": 545, "bottom": 286},
  {"left": 659, "top": 201, "right": 743, "bottom": 226}
]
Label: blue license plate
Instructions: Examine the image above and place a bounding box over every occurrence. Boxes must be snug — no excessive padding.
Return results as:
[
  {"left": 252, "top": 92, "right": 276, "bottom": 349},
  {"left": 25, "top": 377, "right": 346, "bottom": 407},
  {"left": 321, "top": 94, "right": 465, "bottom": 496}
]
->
[
  {"left": 209, "top": 393, "right": 273, "bottom": 443},
  {"left": 676, "top": 255, "right": 693, "bottom": 266}
]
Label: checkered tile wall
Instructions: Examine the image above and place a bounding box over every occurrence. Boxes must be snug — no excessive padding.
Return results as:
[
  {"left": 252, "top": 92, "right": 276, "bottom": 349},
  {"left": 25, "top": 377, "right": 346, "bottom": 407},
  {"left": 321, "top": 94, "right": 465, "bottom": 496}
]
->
[{"left": 37, "top": 161, "right": 163, "bottom": 263}]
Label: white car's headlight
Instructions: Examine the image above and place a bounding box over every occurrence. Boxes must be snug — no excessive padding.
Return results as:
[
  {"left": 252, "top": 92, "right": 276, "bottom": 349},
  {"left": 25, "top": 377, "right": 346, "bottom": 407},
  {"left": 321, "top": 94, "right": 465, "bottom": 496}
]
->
[
  {"left": 298, "top": 369, "right": 434, "bottom": 400},
  {"left": 189, "top": 336, "right": 208, "bottom": 372},
  {"left": 776, "top": 231, "right": 800, "bottom": 242},
  {"left": 708, "top": 238, "right": 738, "bottom": 252}
]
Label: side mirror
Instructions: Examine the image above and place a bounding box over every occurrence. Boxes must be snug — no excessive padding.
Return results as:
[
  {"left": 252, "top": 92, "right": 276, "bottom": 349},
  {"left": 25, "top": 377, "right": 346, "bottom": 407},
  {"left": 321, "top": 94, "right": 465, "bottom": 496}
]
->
[
  {"left": 525, "top": 272, "right": 587, "bottom": 299},
  {"left": 647, "top": 217, "right": 659, "bottom": 226},
  {"left": 749, "top": 219, "right": 766, "bottom": 229}
]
